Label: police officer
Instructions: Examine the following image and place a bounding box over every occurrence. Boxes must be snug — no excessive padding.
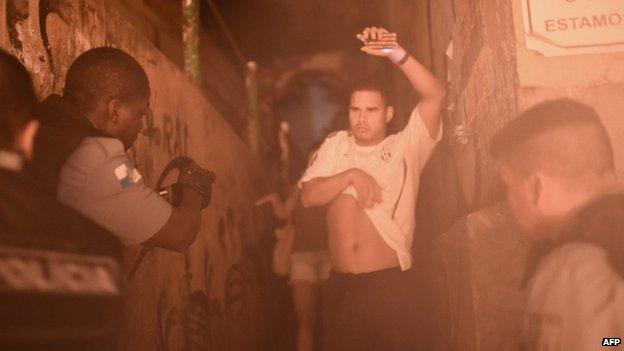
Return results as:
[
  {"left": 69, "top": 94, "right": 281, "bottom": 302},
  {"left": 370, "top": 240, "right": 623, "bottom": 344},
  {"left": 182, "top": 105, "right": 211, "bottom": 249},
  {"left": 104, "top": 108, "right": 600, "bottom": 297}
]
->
[
  {"left": 492, "top": 99, "right": 624, "bottom": 351},
  {"left": 29, "top": 47, "right": 203, "bottom": 250},
  {"left": 0, "top": 49, "right": 122, "bottom": 349}
]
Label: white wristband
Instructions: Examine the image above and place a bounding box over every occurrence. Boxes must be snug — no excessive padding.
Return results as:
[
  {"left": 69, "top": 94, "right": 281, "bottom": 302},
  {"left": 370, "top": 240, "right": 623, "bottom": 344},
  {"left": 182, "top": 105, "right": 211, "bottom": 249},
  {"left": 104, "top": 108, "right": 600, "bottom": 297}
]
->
[{"left": 389, "top": 45, "right": 407, "bottom": 64}]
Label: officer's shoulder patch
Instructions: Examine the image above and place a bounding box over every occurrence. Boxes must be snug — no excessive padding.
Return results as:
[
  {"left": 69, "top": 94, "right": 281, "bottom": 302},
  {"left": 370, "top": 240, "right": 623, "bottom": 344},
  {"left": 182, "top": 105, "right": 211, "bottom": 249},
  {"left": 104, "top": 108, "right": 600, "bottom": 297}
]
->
[{"left": 114, "top": 159, "right": 142, "bottom": 188}]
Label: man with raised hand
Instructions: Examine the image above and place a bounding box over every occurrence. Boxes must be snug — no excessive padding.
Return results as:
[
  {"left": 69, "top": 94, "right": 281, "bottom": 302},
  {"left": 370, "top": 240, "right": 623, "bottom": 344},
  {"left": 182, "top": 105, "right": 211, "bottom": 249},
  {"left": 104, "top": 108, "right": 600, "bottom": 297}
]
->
[{"left": 299, "top": 26, "right": 446, "bottom": 350}]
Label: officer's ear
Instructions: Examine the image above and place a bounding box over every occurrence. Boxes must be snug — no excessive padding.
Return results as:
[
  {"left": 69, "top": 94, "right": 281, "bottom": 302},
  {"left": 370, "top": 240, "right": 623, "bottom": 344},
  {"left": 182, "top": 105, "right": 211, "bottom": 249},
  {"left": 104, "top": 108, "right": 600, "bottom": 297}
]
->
[
  {"left": 106, "top": 98, "right": 123, "bottom": 123},
  {"left": 385, "top": 105, "right": 394, "bottom": 123},
  {"left": 15, "top": 119, "right": 39, "bottom": 160}
]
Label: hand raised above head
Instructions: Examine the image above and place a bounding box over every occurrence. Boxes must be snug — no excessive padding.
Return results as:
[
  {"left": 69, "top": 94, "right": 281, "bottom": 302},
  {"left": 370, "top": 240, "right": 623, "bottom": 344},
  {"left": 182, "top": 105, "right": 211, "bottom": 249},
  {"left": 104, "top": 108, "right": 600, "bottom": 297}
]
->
[
  {"left": 356, "top": 27, "right": 408, "bottom": 65},
  {"left": 357, "top": 27, "right": 392, "bottom": 42},
  {"left": 356, "top": 27, "right": 397, "bottom": 57}
]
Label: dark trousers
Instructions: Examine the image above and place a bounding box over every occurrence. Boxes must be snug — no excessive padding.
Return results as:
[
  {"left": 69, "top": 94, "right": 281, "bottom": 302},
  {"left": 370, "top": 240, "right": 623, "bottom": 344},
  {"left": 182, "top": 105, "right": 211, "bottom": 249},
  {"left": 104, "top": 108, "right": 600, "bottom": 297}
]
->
[{"left": 321, "top": 267, "right": 424, "bottom": 351}]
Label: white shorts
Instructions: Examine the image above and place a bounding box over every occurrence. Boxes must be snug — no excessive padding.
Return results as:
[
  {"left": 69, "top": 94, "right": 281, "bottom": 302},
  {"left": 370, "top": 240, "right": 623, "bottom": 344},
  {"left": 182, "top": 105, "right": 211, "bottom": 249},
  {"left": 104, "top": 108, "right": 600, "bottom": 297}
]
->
[{"left": 290, "top": 250, "right": 332, "bottom": 284}]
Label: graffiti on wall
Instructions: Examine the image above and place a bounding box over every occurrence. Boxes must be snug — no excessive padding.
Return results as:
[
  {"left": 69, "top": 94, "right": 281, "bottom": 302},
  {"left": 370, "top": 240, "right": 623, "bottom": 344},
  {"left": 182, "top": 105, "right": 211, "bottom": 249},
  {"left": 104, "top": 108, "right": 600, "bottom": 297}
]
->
[
  {"left": 136, "top": 110, "right": 189, "bottom": 182},
  {"left": 163, "top": 113, "right": 189, "bottom": 158},
  {"left": 4, "top": 0, "right": 105, "bottom": 93},
  {"left": 155, "top": 205, "right": 267, "bottom": 351},
  {"left": 142, "top": 109, "right": 162, "bottom": 146}
]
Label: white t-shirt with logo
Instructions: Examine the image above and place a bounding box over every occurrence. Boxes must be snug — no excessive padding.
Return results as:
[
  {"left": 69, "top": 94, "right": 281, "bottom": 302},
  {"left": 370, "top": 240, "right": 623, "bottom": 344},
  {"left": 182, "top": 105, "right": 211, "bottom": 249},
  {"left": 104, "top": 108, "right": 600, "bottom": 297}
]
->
[{"left": 299, "top": 104, "right": 441, "bottom": 270}]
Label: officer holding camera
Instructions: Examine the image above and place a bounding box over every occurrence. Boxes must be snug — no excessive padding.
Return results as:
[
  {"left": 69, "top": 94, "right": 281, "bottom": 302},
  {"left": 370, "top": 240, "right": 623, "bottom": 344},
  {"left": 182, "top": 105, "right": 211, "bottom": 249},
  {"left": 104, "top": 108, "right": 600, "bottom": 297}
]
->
[{"left": 30, "top": 47, "right": 209, "bottom": 251}]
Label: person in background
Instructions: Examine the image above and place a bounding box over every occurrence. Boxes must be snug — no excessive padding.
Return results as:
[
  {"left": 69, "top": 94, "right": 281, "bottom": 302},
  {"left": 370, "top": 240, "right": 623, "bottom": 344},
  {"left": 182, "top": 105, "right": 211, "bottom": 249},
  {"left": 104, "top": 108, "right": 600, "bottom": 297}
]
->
[
  {"left": 256, "top": 184, "right": 299, "bottom": 277},
  {"left": 491, "top": 99, "right": 624, "bottom": 351},
  {"left": 289, "top": 199, "right": 329, "bottom": 351},
  {"left": 257, "top": 145, "right": 331, "bottom": 351}
]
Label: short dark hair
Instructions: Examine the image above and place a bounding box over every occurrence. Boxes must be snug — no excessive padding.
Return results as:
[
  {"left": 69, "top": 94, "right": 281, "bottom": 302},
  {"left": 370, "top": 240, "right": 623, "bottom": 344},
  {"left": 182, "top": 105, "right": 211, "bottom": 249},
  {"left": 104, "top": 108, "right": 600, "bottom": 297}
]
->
[
  {"left": 348, "top": 77, "right": 391, "bottom": 107},
  {"left": 63, "top": 47, "right": 150, "bottom": 112},
  {"left": 0, "top": 49, "right": 37, "bottom": 148},
  {"left": 491, "top": 98, "right": 614, "bottom": 181}
]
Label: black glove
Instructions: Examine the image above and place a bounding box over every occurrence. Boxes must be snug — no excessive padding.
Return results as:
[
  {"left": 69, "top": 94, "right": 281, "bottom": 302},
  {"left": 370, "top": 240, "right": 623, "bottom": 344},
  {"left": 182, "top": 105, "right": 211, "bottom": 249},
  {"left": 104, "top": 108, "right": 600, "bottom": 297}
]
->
[
  {"left": 178, "top": 163, "right": 216, "bottom": 209},
  {"left": 157, "top": 156, "right": 216, "bottom": 209}
]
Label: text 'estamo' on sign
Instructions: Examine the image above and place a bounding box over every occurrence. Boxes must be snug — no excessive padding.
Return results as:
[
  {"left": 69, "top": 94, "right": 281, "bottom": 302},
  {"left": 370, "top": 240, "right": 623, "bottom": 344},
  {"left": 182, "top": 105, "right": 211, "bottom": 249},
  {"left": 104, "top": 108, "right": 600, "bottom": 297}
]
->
[{"left": 544, "top": 12, "right": 624, "bottom": 32}]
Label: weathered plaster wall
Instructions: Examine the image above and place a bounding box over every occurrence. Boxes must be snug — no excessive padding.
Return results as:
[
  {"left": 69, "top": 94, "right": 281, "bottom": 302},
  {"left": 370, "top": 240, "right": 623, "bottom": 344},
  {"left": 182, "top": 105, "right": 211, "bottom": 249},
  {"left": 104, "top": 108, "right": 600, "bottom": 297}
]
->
[
  {"left": 0, "top": 1, "right": 272, "bottom": 350},
  {"left": 429, "top": 0, "right": 519, "bottom": 209}
]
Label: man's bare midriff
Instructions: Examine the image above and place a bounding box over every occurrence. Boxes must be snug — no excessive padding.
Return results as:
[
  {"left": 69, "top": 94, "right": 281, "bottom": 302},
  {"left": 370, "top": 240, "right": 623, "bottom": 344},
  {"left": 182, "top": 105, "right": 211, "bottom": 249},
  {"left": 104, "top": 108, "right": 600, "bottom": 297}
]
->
[{"left": 327, "top": 194, "right": 399, "bottom": 273}]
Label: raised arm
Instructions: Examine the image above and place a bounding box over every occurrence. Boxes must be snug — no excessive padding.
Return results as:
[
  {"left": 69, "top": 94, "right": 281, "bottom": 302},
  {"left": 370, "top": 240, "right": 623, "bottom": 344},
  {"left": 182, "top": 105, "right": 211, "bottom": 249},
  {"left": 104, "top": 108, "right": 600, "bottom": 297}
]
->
[{"left": 358, "top": 27, "right": 446, "bottom": 138}]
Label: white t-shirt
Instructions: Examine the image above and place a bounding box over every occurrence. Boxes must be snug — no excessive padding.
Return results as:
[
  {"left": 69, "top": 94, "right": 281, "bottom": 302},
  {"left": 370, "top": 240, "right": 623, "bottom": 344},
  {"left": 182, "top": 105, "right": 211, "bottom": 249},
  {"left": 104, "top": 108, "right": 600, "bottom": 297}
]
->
[
  {"left": 525, "top": 242, "right": 624, "bottom": 351},
  {"left": 57, "top": 137, "right": 172, "bottom": 246},
  {"left": 299, "top": 104, "right": 442, "bottom": 270}
]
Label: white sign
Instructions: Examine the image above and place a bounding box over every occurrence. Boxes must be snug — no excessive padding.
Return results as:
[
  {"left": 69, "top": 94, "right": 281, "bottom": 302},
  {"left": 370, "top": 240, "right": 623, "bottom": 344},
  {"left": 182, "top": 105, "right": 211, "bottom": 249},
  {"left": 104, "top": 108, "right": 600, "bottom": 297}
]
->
[{"left": 522, "top": 0, "right": 624, "bottom": 56}]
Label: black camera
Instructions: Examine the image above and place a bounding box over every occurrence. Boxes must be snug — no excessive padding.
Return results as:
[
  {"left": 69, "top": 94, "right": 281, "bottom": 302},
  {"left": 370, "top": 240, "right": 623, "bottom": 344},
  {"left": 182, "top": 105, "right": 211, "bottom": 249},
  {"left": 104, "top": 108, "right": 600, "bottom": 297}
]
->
[{"left": 157, "top": 156, "right": 216, "bottom": 209}]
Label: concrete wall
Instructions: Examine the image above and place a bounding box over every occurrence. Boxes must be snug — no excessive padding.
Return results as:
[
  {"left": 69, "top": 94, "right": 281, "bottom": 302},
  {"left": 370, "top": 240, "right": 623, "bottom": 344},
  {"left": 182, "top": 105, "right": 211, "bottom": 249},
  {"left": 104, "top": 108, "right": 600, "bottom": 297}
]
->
[
  {"left": 0, "top": 1, "right": 273, "bottom": 350},
  {"left": 108, "top": 0, "right": 184, "bottom": 67}
]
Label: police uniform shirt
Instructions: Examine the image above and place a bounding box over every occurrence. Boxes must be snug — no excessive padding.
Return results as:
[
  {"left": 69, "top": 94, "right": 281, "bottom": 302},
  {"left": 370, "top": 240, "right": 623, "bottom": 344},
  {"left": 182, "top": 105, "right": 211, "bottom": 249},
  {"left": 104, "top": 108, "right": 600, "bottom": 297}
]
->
[
  {"left": 299, "top": 104, "right": 442, "bottom": 270},
  {"left": 525, "top": 242, "right": 624, "bottom": 351},
  {"left": 57, "top": 136, "right": 172, "bottom": 246}
]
